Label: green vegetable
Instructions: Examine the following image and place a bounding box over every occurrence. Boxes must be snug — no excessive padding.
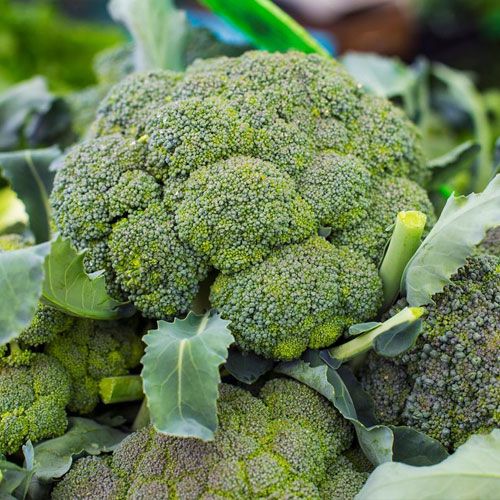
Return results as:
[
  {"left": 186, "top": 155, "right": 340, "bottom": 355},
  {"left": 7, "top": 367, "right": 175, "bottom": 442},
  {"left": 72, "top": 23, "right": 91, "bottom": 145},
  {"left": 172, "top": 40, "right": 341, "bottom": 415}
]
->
[
  {"left": 52, "top": 378, "right": 366, "bottom": 499},
  {"left": 357, "top": 430, "right": 500, "bottom": 500},
  {"left": 51, "top": 50, "right": 433, "bottom": 360}
]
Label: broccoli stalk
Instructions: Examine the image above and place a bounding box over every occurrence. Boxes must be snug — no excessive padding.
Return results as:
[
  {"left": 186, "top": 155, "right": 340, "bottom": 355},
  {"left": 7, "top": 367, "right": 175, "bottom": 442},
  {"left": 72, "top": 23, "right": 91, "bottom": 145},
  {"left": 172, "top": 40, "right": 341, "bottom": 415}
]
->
[
  {"left": 328, "top": 306, "right": 424, "bottom": 363},
  {"left": 99, "top": 375, "right": 143, "bottom": 404},
  {"left": 379, "top": 211, "right": 427, "bottom": 310}
]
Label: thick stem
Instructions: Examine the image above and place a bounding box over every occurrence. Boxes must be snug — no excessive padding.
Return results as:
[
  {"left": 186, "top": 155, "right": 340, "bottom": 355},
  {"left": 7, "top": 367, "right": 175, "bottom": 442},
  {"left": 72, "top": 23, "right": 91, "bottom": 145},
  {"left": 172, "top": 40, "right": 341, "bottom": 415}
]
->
[
  {"left": 99, "top": 375, "right": 143, "bottom": 404},
  {"left": 379, "top": 211, "right": 426, "bottom": 311},
  {"left": 328, "top": 307, "right": 424, "bottom": 362},
  {"left": 132, "top": 398, "right": 150, "bottom": 431}
]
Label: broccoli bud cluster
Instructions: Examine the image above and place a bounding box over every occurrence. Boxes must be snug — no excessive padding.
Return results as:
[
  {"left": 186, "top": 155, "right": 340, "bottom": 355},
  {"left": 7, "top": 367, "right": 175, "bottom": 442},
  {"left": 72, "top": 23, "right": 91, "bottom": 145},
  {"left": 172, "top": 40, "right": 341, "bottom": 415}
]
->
[
  {"left": 53, "top": 379, "right": 368, "bottom": 499},
  {"left": 361, "top": 254, "right": 500, "bottom": 449},
  {"left": 52, "top": 50, "right": 435, "bottom": 359}
]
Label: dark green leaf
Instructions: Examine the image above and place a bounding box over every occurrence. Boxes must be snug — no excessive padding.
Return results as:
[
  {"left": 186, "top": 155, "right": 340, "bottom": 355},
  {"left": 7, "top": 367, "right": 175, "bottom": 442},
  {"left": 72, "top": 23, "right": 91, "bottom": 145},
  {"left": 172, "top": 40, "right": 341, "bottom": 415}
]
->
[
  {"left": 32, "top": 417, "right": 127, "bottom": 481},
  {"left": 428, "top": 141, "right": 480, "bottom": 189},
  {"left": 391, "top": 427, "right": 450, "bottom": 466},
  {"left": 373, "top": 319, "right": 423, "bottom": 357},
  {"left": 42, "top": 235, "right": 132, "bottom": 319},
  {"left": 141, "top": 312, "right": 234, "bottom": 440},
  {"left": 0, "top": 443, "right": 35, "bottom": 500},
  {"left": 225, "top": 348, "right": 274, "bottom": 384},
  {"left": 347, "top": 321, "right": 381, "bottom": 337},
  {"left": 0, "top": 242, "right": 51, "bottom": 345},
  {"left": 0, "top": 147, "right": 60, "bottom": 243},
  {"left": 200, "top": 0, "right": 328, "bottom": 55},
  {"left": 357, "top": 430, "right": 499, "bottom": 499}
]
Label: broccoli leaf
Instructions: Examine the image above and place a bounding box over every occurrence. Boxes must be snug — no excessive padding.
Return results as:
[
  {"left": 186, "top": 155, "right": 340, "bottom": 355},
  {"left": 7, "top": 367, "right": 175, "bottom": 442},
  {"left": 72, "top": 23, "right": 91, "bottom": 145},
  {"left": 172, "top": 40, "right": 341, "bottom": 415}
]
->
[
  {"left": 32, "top": 417, "right": 127, "bottom": 481},
  {"left": 224, "top": 348, "right": 274, "bottom": 384},
  {"left": 0, "top": 242, "right": 50, "bottom": 345},
  {"left": 0, "top": 147, "right": 60, "bottom": 243},
  {"left": 200, "top": 0, "right": 328, "bottom": 56},
  {"left": 42, "top": 235, "right": 132, "bottom": 320},
  {"left": 141, "top": 311, "right": 233, "bottom": 441},
  {"left": 347, "top": 322, "right": 381, "bottom": 337},
  {"left": 427, "top": 141, "right": 480, "bottom": 190},
  {"left": 357, "top": 430, "right": 500, "bottom": 500},
  {"left": 403, "top": 174, "right": 500, "bottom": 306},
  {"left": 0, "top": 443, "right": 35, "bottom": 500},
  {"left": 276, "top": 352, "right": 448, "bottom": 467},
  {"left": 0, "top": 187, "right": 28, "bottom": 235},
  {"left": 108, "top": 0, "right": 188, "bottom": 71}
]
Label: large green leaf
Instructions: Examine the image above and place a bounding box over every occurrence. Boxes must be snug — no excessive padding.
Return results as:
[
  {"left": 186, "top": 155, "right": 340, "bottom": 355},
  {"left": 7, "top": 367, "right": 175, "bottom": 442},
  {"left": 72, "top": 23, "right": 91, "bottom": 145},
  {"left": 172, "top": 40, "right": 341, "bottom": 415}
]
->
[
  {"left": 108, "top": 0, "right": 188, "bottom": 71},
  {"left": 0, "top": 147, "right": 60, "bottom": 243},
  {"left": 276, "top": 352, "right": 448, "bottom": 466},
  {"left": 200, "top": 0, "right": 328, "bottom": 55},
  {"left": 0, "top": 242, "right": 51, "bottom": 345},
  {"left": 141, "top": 312, "right": 233, "bottom": 440},
  {"left": 42, "top": 236, "right": 132, "bottom": 319},
  {"left": 357, "top": 430, "right": 500, "bottom": 500},
  {"left": 403, "top": 175, "right": 500, "bottom": 306},
  {"left": 32, "top": 417, "right": 127, "bottom": 481},
  {"left": 224, "top": 348, "right": 274, "bottom": 384}
]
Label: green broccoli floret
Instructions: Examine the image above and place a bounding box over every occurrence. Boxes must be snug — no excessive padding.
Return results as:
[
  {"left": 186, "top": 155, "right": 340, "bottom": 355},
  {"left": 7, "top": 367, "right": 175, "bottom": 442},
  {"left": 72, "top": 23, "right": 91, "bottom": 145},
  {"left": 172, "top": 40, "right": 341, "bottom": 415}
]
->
[
  {"left": 332, "top": 176, "right": 436, "bottom": 264},
  {"left": 0, "top": 234, "right": 30, "bottom": 251},
  {"left": 176, "top": 156, "right": 318, "bottom": 272},
  {"left": 51, "top": 51, "right": 433, "bottom": 352},
  {"left": 211, "top": 236, "right": 382, "bottom": 360},
  {"left": 45, "top": 318, "right": 144, "bottom": 414},
  {"left": 0, "top": 353, "right": 71, "bottom": 455},
  {"left": 53, "top": 378, "right": 367, "bottom": 499},
  {"left": 476, "top": 226, "right": 500, "bottom": 257},
  {"left": 360, "top": 254, "right": 499, "bottom": 450}
]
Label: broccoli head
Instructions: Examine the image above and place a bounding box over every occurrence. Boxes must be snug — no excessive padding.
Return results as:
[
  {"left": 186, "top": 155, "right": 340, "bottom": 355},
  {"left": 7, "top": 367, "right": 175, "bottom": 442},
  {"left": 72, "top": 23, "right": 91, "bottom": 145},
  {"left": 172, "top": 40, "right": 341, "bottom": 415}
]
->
[
  {"left": 0, "top": 353, "right": 71, "bottom": 455},
  {"left": 51, "top": 51, "right": 433, "bottom": 356},
  {"left": 53, "top": 378, "right": 367, "bottom": 499},
  {"left": 360, "top": 254, "right": 500, "bottom": 449},
  {"left": 45, "top": 318, "right": 144, "bottom": 414},
  {"left": 211, "top": 236, "right": 382, "bottom": 360}
]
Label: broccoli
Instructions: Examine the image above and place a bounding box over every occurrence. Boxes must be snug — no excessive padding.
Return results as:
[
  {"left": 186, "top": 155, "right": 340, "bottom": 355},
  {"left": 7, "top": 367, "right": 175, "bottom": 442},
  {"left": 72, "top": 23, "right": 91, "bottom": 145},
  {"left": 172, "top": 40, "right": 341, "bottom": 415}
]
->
[
  {"left": 52, "top": 378, "right": 367, "bottom": 499},
  {"left": 51, "top": 51, "right": 434, "bottom": 357},
  {"left": 45, "top": 318, "right": 144, "bottom": 414},
  {"left": 0, "top": 234, "right": 30, "bottom": 251},
  {"left": 0, "top": 353, "right": 71, "bottom": 455},
  {"left": 211, "top": 236, "right": 382, "bottom": 360},
  {"left": 360, "top": 254, "right": 499, "bottom": 449}
]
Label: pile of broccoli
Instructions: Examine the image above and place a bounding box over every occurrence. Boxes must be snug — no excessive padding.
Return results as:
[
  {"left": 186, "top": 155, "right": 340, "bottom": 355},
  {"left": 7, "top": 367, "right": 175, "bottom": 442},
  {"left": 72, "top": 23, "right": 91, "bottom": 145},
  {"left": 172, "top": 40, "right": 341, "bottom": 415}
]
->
[
  {"left": 52, "top": 379, "right": 370, "bottom": 499},
  {"left": 52, "top": 50, "right": 435, "bottom": 360},
  {"left": 361, "top": 249, "right": 499, "bottom": 450}
]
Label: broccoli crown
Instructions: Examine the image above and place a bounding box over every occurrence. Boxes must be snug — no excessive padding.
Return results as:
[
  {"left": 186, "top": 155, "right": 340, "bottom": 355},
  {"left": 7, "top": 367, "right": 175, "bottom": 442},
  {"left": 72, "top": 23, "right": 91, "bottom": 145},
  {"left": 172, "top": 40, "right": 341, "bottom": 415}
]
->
[
  {"left": 211, "top": 236, "right": 382, "bottom": 360},
  {"left": 53, "top": 378, "right": 367, "bottom": 499},
  {"left": 360, "top": 254, "right": 500, "bottom": 449},
  {"left": 18, "top": 303, "right": 74, "bottom": 347},
  {"left": 476, "top": 226, "right": 500, "bottom": 257},
  {"left": 45, "top": 318, "right": 143, "bottom": 414},
  {"left": 0, "top": 353, "right": 71, "bottom": 455},
  {"left": 51, "top": 51, "right": 433, "bottom": 355}
]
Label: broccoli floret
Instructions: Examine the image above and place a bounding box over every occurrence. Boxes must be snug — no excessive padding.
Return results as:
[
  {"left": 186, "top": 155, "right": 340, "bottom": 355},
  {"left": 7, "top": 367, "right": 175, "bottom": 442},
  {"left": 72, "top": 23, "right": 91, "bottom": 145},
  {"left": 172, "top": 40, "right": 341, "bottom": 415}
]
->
[
  {"left": 18, "top": 303, "right": 74, "bottom": 347},
  {"left": 211, "top": 236, "right": 382, "bottom": 360},
  {"left": 360, "top": 255, "right": 499, "bottom": 449},
  {"left": 52, "top": 51, "right": 432, "bottom": 353},
  {"left": 53, "top": 378, "right": 367, "bottom": 499},
  {"left": 45, "top": 318, "right": 143, "bottom": 414},
  {"left": 0, "top": 353, "right": 71, "bottom": 455},
  {"left": 332, "top": 176, "right": 436, "bottom": 264},
  {"left": 476, "top": 226, "right": 500, "bottom": 257},
  {"left": 0, "top": 234, "right": 30, "bottom": 251},
  {"left": 176, "top": 156, "right": 317, "bottom": 272}
]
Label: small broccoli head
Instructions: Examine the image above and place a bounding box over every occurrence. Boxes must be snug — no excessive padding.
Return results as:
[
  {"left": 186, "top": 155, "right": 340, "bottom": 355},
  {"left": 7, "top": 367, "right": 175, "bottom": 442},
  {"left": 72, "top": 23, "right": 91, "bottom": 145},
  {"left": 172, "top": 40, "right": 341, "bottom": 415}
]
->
[
  {"left": 45, "top": 318, "right": 143, "bottom": 414},
  {"left": 361, "top": 255, "right": 499, "bottom": 450},
  {"left": 332, "top": 176, "right": 436, "bottom": 264},
  {"left": 18, "top": 304, "right": 74, "bottom": 347},
  {"left": 0, "top": 353, "right": 71, "bottom": 455},
  {"left": 176, "top": 156, "right": 317, "bottom": 273},
  {"left": 54, "top": 378, "right": 367, "bottom": 499},
  {"left": 0, "top": 234, "right": 30, "bottom": 251},
  {"left": 211, "top": 236, "right": 382, "bottom": 360}
]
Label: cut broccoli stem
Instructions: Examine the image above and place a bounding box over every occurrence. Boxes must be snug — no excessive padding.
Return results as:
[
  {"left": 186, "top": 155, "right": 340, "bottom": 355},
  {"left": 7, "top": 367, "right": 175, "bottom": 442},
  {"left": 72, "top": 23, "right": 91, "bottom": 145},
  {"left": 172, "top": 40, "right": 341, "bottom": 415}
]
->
[
  {"left": 328, "top": 306, "right": 424, "bottom": 363},
  {"left": 99, "top": 375, "right": 144, "bottom": 404},
  {"left": 132, "top": 398, "right": 150, "bottom": 431},
  {"left": 379, "top": 211, "right": 426, "bottom": 311}
]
